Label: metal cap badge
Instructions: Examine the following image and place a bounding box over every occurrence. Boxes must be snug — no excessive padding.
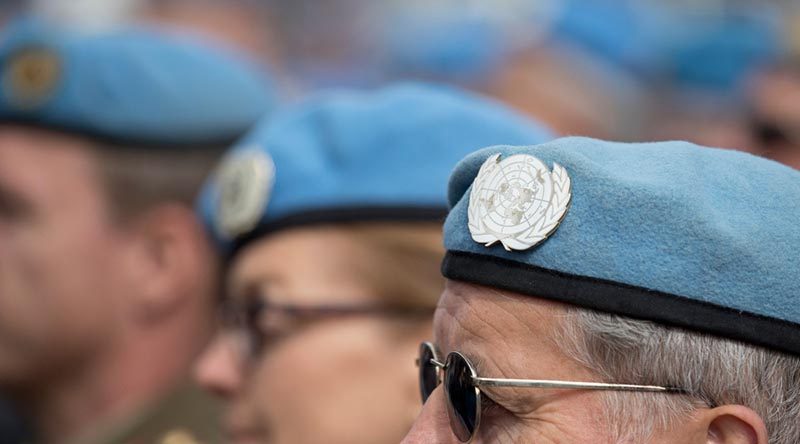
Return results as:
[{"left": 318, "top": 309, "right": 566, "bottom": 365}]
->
[
  {"left": 468, "top": 153, "right": 571, "bottom": 251},
  {"left": 215, "top": 147, "right": 275, "bottom": 239},
  {"left": 2, "top": 47, "right": 61, "bottom": 109}
]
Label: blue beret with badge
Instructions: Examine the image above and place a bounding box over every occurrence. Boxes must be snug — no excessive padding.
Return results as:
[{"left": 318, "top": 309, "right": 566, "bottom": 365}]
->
[
  {"left": 198, "top": 82, "right": 554, "bottom": 256},
  {"left": 0, "top": 17, "right": 277, "bottom": 146},
  {"left": 442, "top": 137, "right": 800, "bottom": 356}
]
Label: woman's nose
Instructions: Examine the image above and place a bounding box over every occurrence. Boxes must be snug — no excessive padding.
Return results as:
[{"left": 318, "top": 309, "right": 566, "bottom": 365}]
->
[
  {"left": 194, "top": 333, "right": 245, "bottom": 398},
  {"left": 401, "top": 386, "right": 458, "bottom": 444}
]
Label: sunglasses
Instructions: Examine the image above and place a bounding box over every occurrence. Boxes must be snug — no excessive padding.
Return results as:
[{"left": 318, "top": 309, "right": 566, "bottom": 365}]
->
[{"left": 417, "top": 342, "right": 685, "bottom": 443}]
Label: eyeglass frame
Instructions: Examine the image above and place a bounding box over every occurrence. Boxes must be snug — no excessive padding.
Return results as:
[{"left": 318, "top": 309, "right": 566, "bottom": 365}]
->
[
  {"left": 218, "top": 297, "right": 433, "bottom": 361},
  {"left": 416, "top": 341, "right": 688, "bottom": 443}
]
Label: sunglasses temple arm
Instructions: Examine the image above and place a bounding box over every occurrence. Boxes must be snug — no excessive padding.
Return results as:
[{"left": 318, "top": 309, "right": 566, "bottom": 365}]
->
[
  {"left": 431, "top": 358, "right": 446, "bottom": 368},
  {"left": 472, "top": 377, "right": 680, "bottom": 393}
]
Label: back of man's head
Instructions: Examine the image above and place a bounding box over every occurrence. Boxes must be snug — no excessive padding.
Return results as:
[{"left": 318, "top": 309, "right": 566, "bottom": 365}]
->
[{"left": 0, "top": 17, "right": 276, "bottom": 443}]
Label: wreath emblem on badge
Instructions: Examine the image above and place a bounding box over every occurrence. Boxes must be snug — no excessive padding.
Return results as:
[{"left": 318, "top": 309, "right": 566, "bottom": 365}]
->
[
  {"left": 468, "top": 153, "right": 572, "bottom": 251},
  {"left": 215, "top": 147, "right": 275, "bottom": 239}
]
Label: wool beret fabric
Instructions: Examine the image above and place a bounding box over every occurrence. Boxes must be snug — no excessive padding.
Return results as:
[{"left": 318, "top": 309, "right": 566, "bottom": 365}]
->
[
  {"left": 198, "top": 83, "right": 554, "bottom": 256},
  {"left": 0, "top": 17, "right": 277, "bottom": 146},
  {"left": 442, "top": 137, "right": 800, "bottom": 355}
]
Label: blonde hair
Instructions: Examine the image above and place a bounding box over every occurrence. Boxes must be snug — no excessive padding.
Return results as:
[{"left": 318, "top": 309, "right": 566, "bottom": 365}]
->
[{"left": 337, "top": 221, "right": 445, "bottom": 312}]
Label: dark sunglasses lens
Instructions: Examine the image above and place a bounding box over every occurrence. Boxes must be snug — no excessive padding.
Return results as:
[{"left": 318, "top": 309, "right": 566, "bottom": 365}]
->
[
  {"left": 444, "top": 353, "right": 479, "bottom": 442},
  {"left": 419, "top": 344, "right": 439, "bottom": 403}
]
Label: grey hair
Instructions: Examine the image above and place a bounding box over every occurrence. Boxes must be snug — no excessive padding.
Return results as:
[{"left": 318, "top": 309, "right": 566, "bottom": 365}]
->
[{"left": 556, "top": 308, "right": 800, "bottom": 444}]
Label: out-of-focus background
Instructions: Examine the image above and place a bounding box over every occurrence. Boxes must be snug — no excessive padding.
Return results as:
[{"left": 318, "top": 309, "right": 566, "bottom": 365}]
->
[
  {"left": 2, "top": 0, "right": 799, "bottom": 165},
  {"left": 0, "top": 0, "right": 798, "bottom": 442}
]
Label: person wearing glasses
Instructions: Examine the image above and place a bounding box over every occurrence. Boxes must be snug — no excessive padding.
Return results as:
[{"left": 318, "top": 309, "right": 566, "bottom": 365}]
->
[
  {"left": 746, "top": 61, "right": 800, "bottom": 170},
  {"left": 193, "top": 83, "right": 553, "bottom": 444},
  {"left": 402, "top": 138, "right": 800, "bottom": 443},
  {"left": 0, "top": 18, "right": 275, "bottom": 444}
]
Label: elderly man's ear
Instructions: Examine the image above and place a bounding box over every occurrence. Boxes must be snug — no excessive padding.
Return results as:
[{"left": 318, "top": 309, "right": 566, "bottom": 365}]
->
[{"left": 704, "top": 405, "right": 768, "bottom": 444}]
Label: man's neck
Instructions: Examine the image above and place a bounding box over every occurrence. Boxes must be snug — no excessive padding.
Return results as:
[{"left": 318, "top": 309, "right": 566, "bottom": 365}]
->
[{"left": 24, "top": 325, "right": 205, "bottom": 444}]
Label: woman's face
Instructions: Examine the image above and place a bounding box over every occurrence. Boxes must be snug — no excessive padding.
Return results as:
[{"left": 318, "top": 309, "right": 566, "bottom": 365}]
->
[{"left": 196, "top": 226, "right": 429, "bottom": 444}]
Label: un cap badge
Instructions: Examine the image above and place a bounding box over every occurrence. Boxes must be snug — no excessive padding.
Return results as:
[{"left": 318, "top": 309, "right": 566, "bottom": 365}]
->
[
  {"left": 2, "top": 47, "right": 61, "bottom": 109},
  {"left": 215, "top": 147, "right": 275, "bottom": 239},
  {"left": 468, "top": 153, "right": 572, "bottom": 251}
]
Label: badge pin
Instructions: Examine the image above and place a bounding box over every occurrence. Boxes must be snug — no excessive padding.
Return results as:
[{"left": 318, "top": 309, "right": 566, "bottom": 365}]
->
[
  {"left": 215, "top": 147, "right": 275, "bottom": 239},
  {"left": 468, "top": 153, "right": 572, "bottom": 251},
  {"left": 2, "top": 47, "right": 61, "bottom": 109},
  {"left": 160, "top": 429, "right": 200, "bottom": 444}
]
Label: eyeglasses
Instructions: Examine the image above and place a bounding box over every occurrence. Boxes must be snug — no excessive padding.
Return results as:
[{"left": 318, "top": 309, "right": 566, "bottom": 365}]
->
[
  {"left": 416, "top": 342, "right": 686, "bottom": 443},
  {"left": 219, "top": 297, "right": 432, "bottom": 362}
]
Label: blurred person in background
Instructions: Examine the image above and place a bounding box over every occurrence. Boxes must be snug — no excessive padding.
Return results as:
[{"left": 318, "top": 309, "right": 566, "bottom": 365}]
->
[
  {"left": 21, "top": 0, "right": 281, "bottom": 71},
  {"left": 378, "top": 0, "right": 793, "bottom": 147},
  {"left": 193, "top": 83, "right": 553, "bottom": 444},
  {"left": 139, "top": 0, "right": 282, "bottom": 67},
  {"left": 487, "top": 1, "right": 780, "bottom": 142},
  {"left": 0, "top": 18, "right": 276, "bottom": 444},
  {"left": 374, "top": 0, "right": 649, "bottom": 140},
  {"left": 255, "top": 0, "right": 390, "bottom": 92},
  {"left": 745, "top": 60, "right": 800, "bottom": 169},
  {"left": 0, "top": 8, "right": 31, "bottom": 444},
  {"left": 644, "top": 4, "right": 785, "bottom": 158}
]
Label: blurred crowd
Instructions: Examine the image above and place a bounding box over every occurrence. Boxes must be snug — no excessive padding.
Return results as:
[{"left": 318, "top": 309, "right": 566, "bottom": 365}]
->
[
  {"left": 0, "top": 1, "right": 798, "bottom": 444},
  {"left": 3, "top": 0, "right": 798, "bottom": 166}
]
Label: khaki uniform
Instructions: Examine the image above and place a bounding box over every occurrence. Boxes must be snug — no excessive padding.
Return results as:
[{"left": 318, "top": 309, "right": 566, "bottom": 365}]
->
[{"left": 66, "top": 382, "right": 223, "bottom": 444}]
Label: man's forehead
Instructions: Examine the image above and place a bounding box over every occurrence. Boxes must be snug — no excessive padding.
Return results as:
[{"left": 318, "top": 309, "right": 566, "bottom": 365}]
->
[
  {"left": 433, "top": 280, "right": 564, "bottom": 351},
  {"left": 0, "top": 126, "right": 95, "bottom": 163},
  {"left": 0, "top": 126, "right": 99, "bottom": 200},
  {"left": 433, "top": 281, "right": 587, "bottom": 385}
]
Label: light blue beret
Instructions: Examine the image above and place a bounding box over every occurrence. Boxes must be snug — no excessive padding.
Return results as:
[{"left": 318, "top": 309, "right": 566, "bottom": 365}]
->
[
  {"left": 0, "top": 17, "right": 277, "bottom": 146},
  {"left": 442, "top": 137, "right": 800, "bottom": 355},
  {"left": 550, "top": 0, "right": 668, "bottom": 79},
  {"left": 669, "top": 10, "right": 781, "bottom": 93},
  {"left": 552, "top": 1, "right": 781, "bottom": 93},
  {"left": 198, "top": 83, "right": 554, "bottom": 256},
  {"left": 385, "top": 17, "right": 509, "bottom": 85}
]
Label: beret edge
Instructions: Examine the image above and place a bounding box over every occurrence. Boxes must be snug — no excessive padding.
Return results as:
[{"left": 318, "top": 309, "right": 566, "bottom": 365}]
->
[{"left": 442, "top": 250, "right": 800, "bottom": 357}]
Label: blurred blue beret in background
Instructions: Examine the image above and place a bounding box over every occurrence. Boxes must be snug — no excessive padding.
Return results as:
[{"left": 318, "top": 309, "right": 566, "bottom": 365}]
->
[
  {"left": 550, "top": 0, "right": 666, "bottom": 79},
  {"left": 198, "top": 82, "right": 554, "bottom": 255},
  {"left": 384, "top": 16, "right": 510, "bottom": 85},
  {"left": 551, "top": 0, "right": 782, "bottom": 94},
  {"left": 668, "top": 8, "right": 782, "bottom": 93},
  {"left": 380, "top": 2, "right": 556, "bottom": 87},
  {"left": 442, "top": 137, "right": 800, "bottom": 356},
  {"left": 0, "top": 17, "right": 278, "bottom": 146}
]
